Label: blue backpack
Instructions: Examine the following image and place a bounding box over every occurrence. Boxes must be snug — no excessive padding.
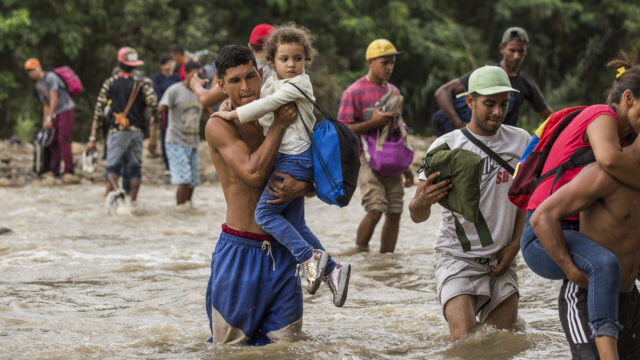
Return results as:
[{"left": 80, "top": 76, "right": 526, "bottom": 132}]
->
[{"left": 289, "top": 83, "right": 360, "bottom": 207}]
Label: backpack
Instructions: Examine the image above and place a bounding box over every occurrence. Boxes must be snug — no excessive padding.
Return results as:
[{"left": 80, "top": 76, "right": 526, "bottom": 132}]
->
[
  {"left": 508, "top": 106, "right": 596, "bottom": 210},
  {"left": 289, "top": 83, "right": 360, "bottom": 207},
  {"left": 52, "top": 66, "right": 84, "bottom": 97}
]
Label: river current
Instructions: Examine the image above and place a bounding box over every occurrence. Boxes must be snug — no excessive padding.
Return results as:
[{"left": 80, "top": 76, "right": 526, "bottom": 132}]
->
[{"left": 0, "top": 183, "right": 599, "bottom": 359}]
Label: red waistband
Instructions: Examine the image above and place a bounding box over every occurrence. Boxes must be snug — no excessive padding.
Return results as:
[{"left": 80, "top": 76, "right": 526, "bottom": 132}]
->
[{"left": 222, "top": 223, "right": 274, "bottom": 242}]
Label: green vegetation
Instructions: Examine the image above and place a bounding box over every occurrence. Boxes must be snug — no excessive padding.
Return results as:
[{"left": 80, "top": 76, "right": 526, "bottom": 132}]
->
[{"left": 1, "top": 0, "right": 639, "bottom": 138}]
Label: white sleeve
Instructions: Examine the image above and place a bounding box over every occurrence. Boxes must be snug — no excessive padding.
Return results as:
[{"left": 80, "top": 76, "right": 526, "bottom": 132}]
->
[{"left": 236, "top": 83, "right": 304, "bottom": 123}]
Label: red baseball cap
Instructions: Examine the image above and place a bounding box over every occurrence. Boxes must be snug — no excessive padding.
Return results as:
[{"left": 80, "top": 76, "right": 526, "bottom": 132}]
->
[
  {"left": 249, "top": 24, "right": 274, "bottom": 46},
  {"left": 117, "top": 47, "right": 144, "bottom": 67}
]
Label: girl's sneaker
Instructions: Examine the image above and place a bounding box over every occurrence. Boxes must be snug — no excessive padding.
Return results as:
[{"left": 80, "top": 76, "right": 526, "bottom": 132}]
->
[
  {"left": 297, "top": 249, "right": 329, "bottom": 294},
  {"left": 324, "top": 263, "right": 351, "bottom": 307}
]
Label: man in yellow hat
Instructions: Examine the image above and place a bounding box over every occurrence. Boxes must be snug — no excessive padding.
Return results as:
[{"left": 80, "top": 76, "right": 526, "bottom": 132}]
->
[{"left": 338, "top": 39, "right": 414, "bottom": 253}]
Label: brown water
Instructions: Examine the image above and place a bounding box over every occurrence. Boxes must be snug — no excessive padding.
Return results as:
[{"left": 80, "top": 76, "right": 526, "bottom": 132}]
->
[{"left": 0, "top": 184, "right": 583, "bottom": 359}]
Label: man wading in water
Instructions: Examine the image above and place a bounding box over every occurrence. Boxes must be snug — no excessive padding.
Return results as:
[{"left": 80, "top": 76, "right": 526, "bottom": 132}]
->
[
  {"left": 203, "top": 45, "right": 313, "bottom": 345},
  {"left": 530, "top": 138, "right": 640, "bottom": 360},
  {"left": 409, "top": 66, "right": 530, "bottom": 341}
]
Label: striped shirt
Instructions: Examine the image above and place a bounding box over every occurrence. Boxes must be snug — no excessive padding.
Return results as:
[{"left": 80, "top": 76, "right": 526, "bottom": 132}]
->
[{"left": 337, "top": 77, "right": 401, "bottom": 125}]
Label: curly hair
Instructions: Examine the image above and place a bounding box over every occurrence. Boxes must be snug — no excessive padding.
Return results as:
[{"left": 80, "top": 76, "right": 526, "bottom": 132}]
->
[
  {"left": 607, "top": 51, "right": 640, "bottom": 105},
  {"left": 265, "top": 22, "right": 315, "bottom": 67}
]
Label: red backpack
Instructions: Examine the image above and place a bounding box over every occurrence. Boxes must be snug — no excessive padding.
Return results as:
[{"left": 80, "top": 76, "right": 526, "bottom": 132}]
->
[
  {"left": 52, "top": 66, "right": 83, "bottom": 97},
  {"left": 508, "top": 106, "right": 596, "bottom": 210}
]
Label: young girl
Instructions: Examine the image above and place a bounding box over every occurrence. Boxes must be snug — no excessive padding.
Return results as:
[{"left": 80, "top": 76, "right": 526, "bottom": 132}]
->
[{"left": 213, "top": 24, "right": 350, "bottom": 307}]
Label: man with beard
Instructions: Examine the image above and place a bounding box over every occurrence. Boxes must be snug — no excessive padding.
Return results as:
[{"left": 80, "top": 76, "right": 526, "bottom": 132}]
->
[
  {"left": 409, "top": 66, "right": 530, "bottom": 341},
  {"left": 432, "top": 27, "right": 552, "bottom": 135}
]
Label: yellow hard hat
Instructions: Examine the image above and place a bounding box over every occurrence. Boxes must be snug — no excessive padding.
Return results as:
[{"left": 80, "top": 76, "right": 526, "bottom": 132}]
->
[{"left": 365, "top": 39, "right": 401, "bottom": 60}]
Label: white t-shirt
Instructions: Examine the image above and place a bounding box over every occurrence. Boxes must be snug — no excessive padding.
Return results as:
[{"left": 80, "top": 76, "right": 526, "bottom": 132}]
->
[{"left": 419, "top": 125, "right": 531, "bottom": 258}]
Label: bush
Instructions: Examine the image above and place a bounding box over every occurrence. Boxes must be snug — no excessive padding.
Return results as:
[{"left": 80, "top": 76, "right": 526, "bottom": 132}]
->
[{"left": 13, "top": 112, "right": 38, "bottom": 143}]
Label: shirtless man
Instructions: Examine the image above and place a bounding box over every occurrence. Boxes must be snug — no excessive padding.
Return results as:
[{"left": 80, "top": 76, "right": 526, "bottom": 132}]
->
[
  {"left": 530, "top": 148, "right": 640, "bottom": 359},
  {"left": 204, "top": 45, "right": 312, "bottom": 345}
]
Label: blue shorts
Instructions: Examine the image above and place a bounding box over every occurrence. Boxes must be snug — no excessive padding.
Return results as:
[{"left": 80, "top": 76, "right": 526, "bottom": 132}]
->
[
  {"left": 166, "top": 142, "right": 199, "bottom": 188},
  {"left": 205, "top": 227, "right": 303, "bottom": 345}
]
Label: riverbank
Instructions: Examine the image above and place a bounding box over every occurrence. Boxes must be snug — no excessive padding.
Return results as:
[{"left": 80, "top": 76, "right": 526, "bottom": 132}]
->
[{"left": 0, "top": 135, "right": 435, "bottom": 187}]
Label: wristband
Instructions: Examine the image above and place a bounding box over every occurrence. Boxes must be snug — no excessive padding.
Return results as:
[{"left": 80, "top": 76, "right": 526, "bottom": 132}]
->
[
  {"left": 46, "top": 116, "right": 52, "bottom": 122},
  {"left": 89, "top": 136, "right": 96, "bottom": 141}
]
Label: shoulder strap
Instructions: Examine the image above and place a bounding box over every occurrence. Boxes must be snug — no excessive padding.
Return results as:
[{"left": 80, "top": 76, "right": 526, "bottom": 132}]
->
[
  {"left": 288, "top": 82, "right": 335, "bottom": 122},
  {"left": 123, "top": 80, "right": 142, "bottom": 117},
  {"left": 461, "top": 127, "right": 514, "bottom": 175}
]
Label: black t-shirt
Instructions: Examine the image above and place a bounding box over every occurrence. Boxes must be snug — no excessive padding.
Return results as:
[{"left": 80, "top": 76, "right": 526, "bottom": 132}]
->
[
  {"left": 108, "top": 76, "right": 147, "bottom": 130},
  {"left": 459, "top": 64, "right": 548, "bottom": 126}
]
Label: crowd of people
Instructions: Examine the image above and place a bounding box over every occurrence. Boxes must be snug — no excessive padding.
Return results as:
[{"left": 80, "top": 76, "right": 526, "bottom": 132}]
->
[{"left": 22, "top": 22, "right": 640, "bottom": 359}]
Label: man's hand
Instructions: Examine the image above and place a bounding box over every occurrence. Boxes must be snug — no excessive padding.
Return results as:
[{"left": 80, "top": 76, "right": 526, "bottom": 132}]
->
[
  {"left": 567, "top": 266, "right": 589, "bottom": 289},
  {"left": 408, "top": 172, "right": 452, "bottom": 223},
  {"left": 188, "top": 75, "right": 207, "bottom": 91},
  {"left": 43, "top": 116, "right": 53, "bottom": 128},
  {"left": 413, "top": 172, "right": 451, "bottom": 207},
  {"left": 369, "top": 108, "right": 393, "bottom": 129},
  {"left": 403, "top": 168, "right": 415, "bottom": 187},
  {"left": 490, "top": 243, "right": 519, "bottom": 276},
  {"left": 272, "top": 103, "right": 297, "bottom": 129},
  {"left": 266, "top": 172, "right": 312, "bottom": 204},
  {"left": 86, "top": 140, "right": 97, "bottom": 151}
]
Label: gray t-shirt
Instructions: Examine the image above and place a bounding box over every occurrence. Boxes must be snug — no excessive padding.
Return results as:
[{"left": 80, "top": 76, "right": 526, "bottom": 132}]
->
[
  {"left": 35, "top": 72, "right": 75, "bottom": 115},
  {"left": 160, "top": 82, "right": 203, "bottom": 148}
]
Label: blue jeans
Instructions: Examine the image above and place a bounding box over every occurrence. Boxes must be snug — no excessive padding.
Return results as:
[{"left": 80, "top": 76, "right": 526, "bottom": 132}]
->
[
  {"left": 520, "top": 210, "right": 622, "bottom": 338},
  {"left": 254, "top": 148, "right": 335, "bottom": 275}
]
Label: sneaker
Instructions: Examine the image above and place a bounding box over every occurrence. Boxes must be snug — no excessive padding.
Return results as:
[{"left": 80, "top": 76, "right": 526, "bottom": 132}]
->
[
  {"left": 324, "top": 263, "right": 351, "bottom": 307},
  {"left": 297, "top": 249, "right": 329, "bottom": 295}
]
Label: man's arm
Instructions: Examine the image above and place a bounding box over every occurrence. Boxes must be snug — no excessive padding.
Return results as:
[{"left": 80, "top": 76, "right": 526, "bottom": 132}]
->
[
  {"left": 434, "top": 78, "right": 467, "bottom": 129},
  {"left": 537, "top": 107, "right": 552, "bottom": 120},
  {"left": 189, "top": 75, "right": 226, "bottom": 108},
  {"left": 47, "top": 90, "right": 58, "bottom": 120},
  {"left": 530, "top": 163, "right": 618, "bottom": 287},
  {"left": 205, "top": 104, "right": 297, "bottom": 187},
  {"left": 87, "top": 77, "right": 114, "bottom": 149},
  {"left": 42, "top": 101, "right": 51, "bottom": 127},
  {"left": 408, "top": 172, "right": 451, "bottom": 223}
]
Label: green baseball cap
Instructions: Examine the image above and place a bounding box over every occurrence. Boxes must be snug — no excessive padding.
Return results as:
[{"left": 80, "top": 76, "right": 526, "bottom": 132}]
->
[{"left": 456, "top": 65, "right": 519, "bottom": 98}]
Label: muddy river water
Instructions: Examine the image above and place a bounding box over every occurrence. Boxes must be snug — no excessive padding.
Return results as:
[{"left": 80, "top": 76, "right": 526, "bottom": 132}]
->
[{"left": 1, "top": 183, "right": 610, "bottom": 359}]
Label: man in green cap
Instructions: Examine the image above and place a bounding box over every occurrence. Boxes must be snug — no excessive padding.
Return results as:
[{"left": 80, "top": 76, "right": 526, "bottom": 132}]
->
[{"left": 409, "top": 65, "right": 531, "bottom": 341}]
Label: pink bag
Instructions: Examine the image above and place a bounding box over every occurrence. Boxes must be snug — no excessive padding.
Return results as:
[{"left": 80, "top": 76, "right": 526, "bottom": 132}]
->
[
  {"left": 52, "top": 66, "right": 83, "bottom": 97},
  {"left": 363, "top": 121, "right": 413, "bottom": 176}
]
